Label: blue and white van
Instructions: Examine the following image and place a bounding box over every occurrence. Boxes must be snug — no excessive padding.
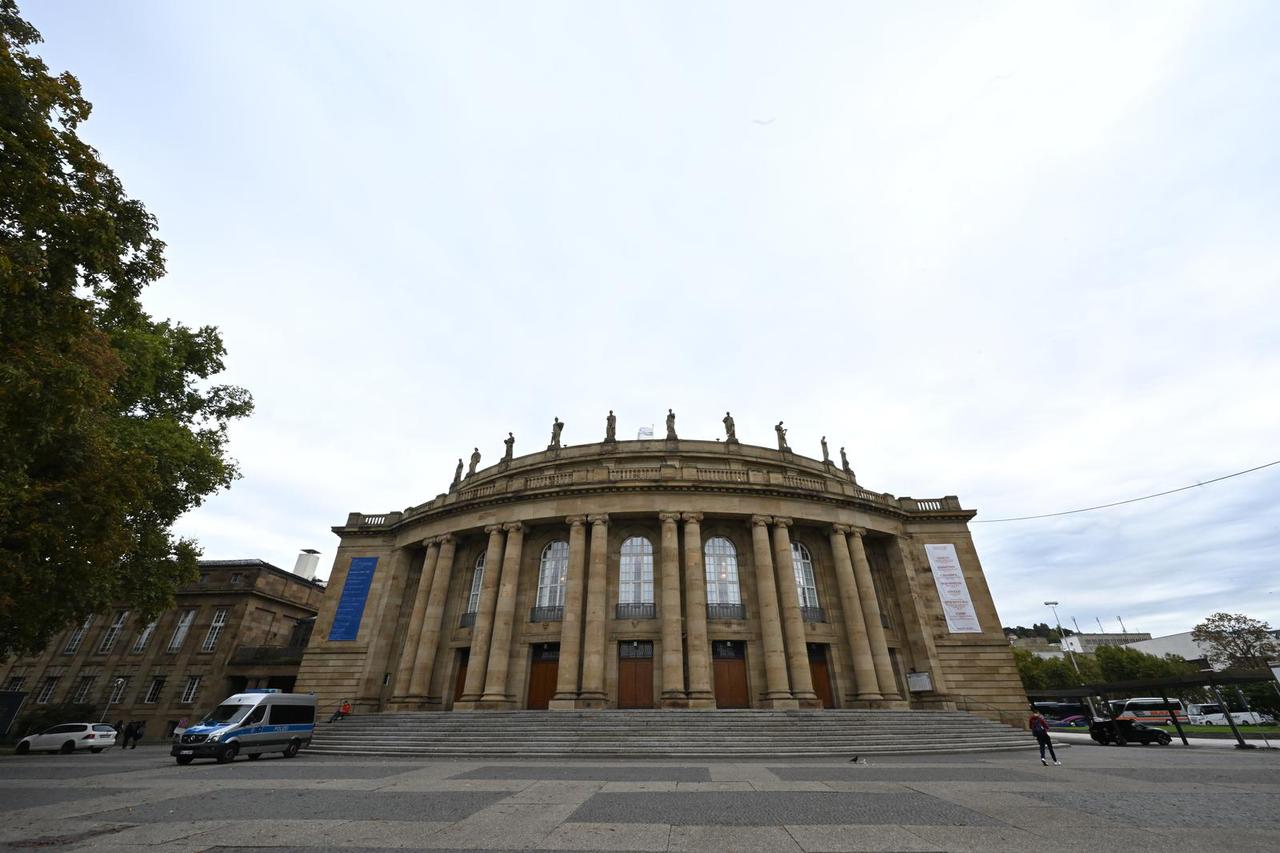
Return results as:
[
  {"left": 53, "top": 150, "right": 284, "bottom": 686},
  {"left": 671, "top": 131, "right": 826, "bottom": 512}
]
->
[{"left": 171, "top": 689, "right": 316, "bottom": 765}]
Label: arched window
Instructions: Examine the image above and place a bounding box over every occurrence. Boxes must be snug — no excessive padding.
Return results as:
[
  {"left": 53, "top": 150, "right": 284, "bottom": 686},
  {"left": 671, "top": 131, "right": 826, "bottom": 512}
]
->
[
  {"left": 791, "top": 542, "right": 819, "bottom": 608},
  {"left": 704, "top": 537, "right": 742, "bottom": 618},
  {"left": 532, "top": 540, "right": 569, "bottom": 621},
  {"left": 467, "top": 553, "right": 485, "bottom": 613},
  {"left": 618, "top": 537, "right": 654, "bottom": 617}
]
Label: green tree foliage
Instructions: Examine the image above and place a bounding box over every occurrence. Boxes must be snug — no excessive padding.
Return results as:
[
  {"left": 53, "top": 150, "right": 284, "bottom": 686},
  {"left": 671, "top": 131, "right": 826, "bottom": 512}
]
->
[
  {"left": 1093, "top": 645, "right": 1198, "bottom": 682},
  {"left": 1191, "top": 612, "right": 1279, "bottom": 669},
  {"left": 1011, "top": 647, "right": 1100, "bottom": 691},
  {"left": 0, "top": 2, "right": 251, "bottom": 656},
  {"left": 1002, "top": 623, "right": 1074, "bottom": 641}
]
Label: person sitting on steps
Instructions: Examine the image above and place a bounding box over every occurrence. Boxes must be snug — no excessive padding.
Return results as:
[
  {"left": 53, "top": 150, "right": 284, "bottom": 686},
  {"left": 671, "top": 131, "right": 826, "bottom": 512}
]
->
[{"left": 329, "top": 699, "right": 352, "bottom": 723}]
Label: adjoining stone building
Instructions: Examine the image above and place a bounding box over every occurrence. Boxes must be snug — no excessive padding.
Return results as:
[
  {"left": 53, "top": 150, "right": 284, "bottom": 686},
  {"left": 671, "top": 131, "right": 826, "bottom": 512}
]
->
[
  {"left": 1, "top": 559, "right": 323, "bottom": 737},
  {"left": 296, "top": 416, "right": 1028, "bottom": 726}
]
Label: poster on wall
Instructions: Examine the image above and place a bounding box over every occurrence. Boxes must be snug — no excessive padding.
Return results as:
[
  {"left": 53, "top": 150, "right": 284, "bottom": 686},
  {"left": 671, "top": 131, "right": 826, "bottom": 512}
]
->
[
  {"left": 328, "top": 556, "right": 379, "bottom": 641},
  {"left": 924, "top": 543, "right": 982, "bottom": 634}
]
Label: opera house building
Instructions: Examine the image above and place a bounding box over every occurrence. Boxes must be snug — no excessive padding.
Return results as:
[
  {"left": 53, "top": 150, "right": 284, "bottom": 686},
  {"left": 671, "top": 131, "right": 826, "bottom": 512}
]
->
[{"left": 296, "top": 414, "right": 1028, "bottom": 726}]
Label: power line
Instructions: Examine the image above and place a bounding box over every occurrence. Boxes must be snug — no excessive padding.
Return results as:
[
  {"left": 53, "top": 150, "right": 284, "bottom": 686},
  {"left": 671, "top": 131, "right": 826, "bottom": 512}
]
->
[{"left": 973, "top": 458, "right": 1280, "bottom": 523}]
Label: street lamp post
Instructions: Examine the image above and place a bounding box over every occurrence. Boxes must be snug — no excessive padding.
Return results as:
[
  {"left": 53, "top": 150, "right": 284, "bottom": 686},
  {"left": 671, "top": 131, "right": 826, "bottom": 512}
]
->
[
  {"left": 100, "top": 678, "right": 125, "bottom": 724},
  {"left": 1044, "top": 601, "right": 1081, "bottom": 675}
]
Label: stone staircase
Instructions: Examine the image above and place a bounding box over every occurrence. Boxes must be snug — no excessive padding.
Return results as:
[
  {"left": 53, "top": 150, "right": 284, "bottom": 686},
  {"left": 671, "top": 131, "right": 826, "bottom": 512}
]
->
[{"left": 310, "top": 709, "right": 1033, "bottom": 758}]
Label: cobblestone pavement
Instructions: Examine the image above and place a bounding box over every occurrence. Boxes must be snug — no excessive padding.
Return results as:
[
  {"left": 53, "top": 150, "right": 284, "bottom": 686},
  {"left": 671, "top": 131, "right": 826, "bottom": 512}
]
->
[{"left": 2, "top": 743, "right": 1277, "bottom": 851}]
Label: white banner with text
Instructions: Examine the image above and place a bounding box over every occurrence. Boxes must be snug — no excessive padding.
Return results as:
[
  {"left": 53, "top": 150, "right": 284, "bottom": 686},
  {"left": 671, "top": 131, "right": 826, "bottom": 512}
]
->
[{"left": 924, "top": 543, "right": 982, "bottom": 633}]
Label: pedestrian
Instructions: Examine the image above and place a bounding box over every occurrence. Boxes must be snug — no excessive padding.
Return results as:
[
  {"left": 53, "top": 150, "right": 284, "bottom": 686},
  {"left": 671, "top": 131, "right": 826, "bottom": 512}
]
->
[
  {"left": 1029, "top": 709, "right": 1060, "bottom": 766},
  {"left": 119, "top": 721, "right": 133, "bottom": 749},
  {"left": 132, "top": 719, "right": 145, "bottom": 748},
  {"left": 329, "top": 699, "right": 352, "bottom": 723},
  {"left": 176, "top": 717, "right": 189, "bottom": 735},
  {"left": 113, "top": 719, "right": 124, "bottom": 741}
]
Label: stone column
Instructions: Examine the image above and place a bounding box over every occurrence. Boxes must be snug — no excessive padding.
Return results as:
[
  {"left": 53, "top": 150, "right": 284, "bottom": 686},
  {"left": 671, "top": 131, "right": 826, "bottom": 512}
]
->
[
  {"left": 887, "top": 535, "right": 949, "bottom": 696},
  {"left": 550, "top": 516, "right": 588, "bottom": 709},
  {"left": 481, "top": 522, "right": 525, "bottom": 706},
  {"left": 392, "top": 537, "right": 440, "bottom": 702},
  {"left": 846, "top": 528, "right": 901, "bottom": 700},
  {"left": 751, "top": 515, "right": 797, "bottom": 707},
  {"left": 681, "top": 513, "right": 713, "bottom": 708},
  {"left": 771, "top": 518, "right": 818, "bottom": 706},
  {"left": 456, "top": 525, "right": 506, "bottom": 707},
  {"left": 829, "top": 525, "right": 881, "bottom": 701},
  {"left": 658, "top": 511, "right": 687, "bottom": 706},
  {"left": 577, "top": 515, "right": 609, "bottom": 707},
  {"left": 411, "top": 533, "right": 456, "bottom": 705}
]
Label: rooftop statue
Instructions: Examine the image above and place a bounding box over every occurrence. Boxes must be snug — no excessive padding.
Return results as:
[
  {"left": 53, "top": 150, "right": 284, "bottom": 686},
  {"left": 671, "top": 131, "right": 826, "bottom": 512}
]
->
[
  {"left": 549, "top": 417, "right": 564, "bottom": 449},
  {"left": 841, "top": 446, "right": 856, "bottom": 481},
  {"left": 666, "top": 409, "right": 678, "bottom": 440},
  {"left": 503, "top": 432, "right": 514, "bottom": 462},
  {"left": 605, "top": 410, "right": 616, "bottom": 442},
  {"left": 452, "top": 458, "right": 463, "bottom": 490},
  {"left": 723, "top": 411, "right": 737, "bottom": 442},
  {"left": 775, "top": 421, "right": 790, "bottom": 452},
  {"left": 820, "top": 435, "right": 830, "bottom": 463},
  {"left": 467, "top": 447, "right": 481, "bottom": 477}
]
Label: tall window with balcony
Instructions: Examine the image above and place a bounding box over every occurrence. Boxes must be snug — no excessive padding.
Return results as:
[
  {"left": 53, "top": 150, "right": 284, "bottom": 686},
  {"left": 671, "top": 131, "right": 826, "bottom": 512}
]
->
[
  {"left": 62, "top": 616, "right": 94, "bottom": 655},
  {"left": 201, "top": 608, "right": 229, "bottom": 651},
  {"left": 791, "top": 542, "right": 825, "bottom": 622},
  {"left": 97, "top": 610, "right": 129, "bottom": 654},
  {"left": 167, "top": 609, "right": 197, "bottom": 652},
  {"left": 461, "top": 553, "right": 484, "bottom": 627},
  {"left": 617, "top": 536, "right": 655, "bottom": 619},
  {"left": 705, "top": 537, "right": 745, "bottom": 619},
  {"left": 531, "top": 540, "right": 568, "bottom": 622}
]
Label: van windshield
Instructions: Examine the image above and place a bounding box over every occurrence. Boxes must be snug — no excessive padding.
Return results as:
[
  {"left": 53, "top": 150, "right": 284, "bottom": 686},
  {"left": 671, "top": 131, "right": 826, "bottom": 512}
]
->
[{"left": 201, "top": 704, "right": 252, "bottom": 725}]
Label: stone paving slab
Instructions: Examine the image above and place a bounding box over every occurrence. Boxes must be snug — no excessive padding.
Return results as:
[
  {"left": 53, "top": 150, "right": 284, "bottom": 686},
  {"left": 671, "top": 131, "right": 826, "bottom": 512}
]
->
[
  {"left": 0, "top": 787, "right": 130, "bottom": 812},
  {"left": 668, "top": 824, "right": 802, "bottom": 852},
  {"left": 783, "top": 824, "right": 941, "bottom": 852},
  {"left": 770, "top": 766, "right": 1047, "bottom": 782},
  {"left": 1081, "top": 766, "right": 1280, "bottom": 785},
  {"left": 450, "top": 765, "right": 711, "bottom": 782},
  {"left": 567, "top": 791, "right": 1002, "bottom": 826},
  {"left": 536, "top": 821, "right": 671, "bottom": 851},
  {"left": 1023, "top": 789, "right": 1280, "bottom": 827},
  {"left": 88, "top": 789, "right": 507, "bottom": 823}
]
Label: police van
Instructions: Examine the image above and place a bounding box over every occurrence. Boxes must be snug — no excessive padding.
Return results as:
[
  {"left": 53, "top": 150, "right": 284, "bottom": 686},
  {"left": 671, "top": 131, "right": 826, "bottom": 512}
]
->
[{"left": 171, "top": 689, "right": 316, "bottom": 765}]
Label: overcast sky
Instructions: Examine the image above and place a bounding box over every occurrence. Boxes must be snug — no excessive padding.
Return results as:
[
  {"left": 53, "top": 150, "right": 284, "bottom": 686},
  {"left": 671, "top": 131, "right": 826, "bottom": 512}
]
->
[{"left": 27, "top": 2, "right": 1280, "bottom": 637}]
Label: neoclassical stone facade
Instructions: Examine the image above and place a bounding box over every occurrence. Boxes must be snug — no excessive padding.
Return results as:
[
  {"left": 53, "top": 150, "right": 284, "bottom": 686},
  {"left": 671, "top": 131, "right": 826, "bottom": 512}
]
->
[{"left": 296, "top": 432, "right": 1027, "bottom": 725}]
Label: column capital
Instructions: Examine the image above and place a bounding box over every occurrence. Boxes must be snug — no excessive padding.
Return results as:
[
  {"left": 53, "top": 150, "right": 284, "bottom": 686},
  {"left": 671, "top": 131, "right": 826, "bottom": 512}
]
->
[
  {"left": 750, "top": 514, "right": 773, "bottom": 527},
  {"left": 437, "top": 533, "right": 455, "bottom": 546},
  {"left": 588, "top": 514, "right": 609, "bottom": 526},
  {"left": 421, "top": 536, "right": 439, "bottom": 549},
  {"left": 848, "top": 526, "right": 867, "bottom": 538},
  {"left": 658, "top": 511, "right": 681, "bottom": 523},
  {"left": 772, "top": 516, "right": 793, "bottom": 528},
  {"left": 565, "top": 515, "right": 587, "bottom": 527},
  {"left": 681, "top": 512, "right": 704, "bottom": 524},
  {"left": 831, "top": 523, "right": 851, "bottom": 535},
  {"left": 484, "top": 524, "right": 504, "bottom": 535},
  {"left": 502, "top": 521, "right": 523, "bottom": 533}
]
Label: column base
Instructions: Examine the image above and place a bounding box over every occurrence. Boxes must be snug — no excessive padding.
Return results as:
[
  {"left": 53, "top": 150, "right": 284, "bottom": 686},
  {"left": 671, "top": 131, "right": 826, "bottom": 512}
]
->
[
  {"left": 547, "top": 696, "right": 579, "bottom": 711},
  {"left": 873, "top": 698, "right": 911, "bottom": 709},
  {"left": 854, "top": 691, "right": 884, "bottom": 702},
  {"left": 760, "top": 697, "right": 800, "bottom": 709},
  {"left": 574, "top": 695, "right": 607, "bottom": 709},
  {"left": 686, "top": 696, "right": 716, "bottom": 709},
  {"left": 478, "top": 695, "right": 515, "bottom": 709},
  {"left": 659, "top": 692, "right": 689, "bottom": 709},
  {"left": 452, "top": 699, "right": 481, "bottom": 711}
]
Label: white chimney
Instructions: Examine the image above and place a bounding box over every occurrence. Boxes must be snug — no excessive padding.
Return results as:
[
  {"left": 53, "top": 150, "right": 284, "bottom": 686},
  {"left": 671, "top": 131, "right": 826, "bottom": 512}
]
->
[{"left": 293, "top": 549, "right": 321, "bottom": 580}]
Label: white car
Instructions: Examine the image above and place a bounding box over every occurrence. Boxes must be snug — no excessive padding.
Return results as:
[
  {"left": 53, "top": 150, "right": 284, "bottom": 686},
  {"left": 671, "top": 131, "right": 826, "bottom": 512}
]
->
[{"left": 15, "top": 723, "right": 119, "bottom": 754}]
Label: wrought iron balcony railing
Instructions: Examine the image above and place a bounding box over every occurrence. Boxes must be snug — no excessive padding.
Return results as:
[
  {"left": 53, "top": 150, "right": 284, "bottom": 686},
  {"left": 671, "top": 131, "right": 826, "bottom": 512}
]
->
[
  {"left": 529, "top": 606, "right": 564, "bottom": 623},
  {"left": 459, "top": 611, "right": 476, "bottom": 628},
  {"left": 615, "top": 602, "right": 656, "bottom": 620},
  {"left": 800, "top": 606, "right": 827, "bottom": 623},
  {"left": 706, "top": 603, "right": 746, "bottom": 621}
]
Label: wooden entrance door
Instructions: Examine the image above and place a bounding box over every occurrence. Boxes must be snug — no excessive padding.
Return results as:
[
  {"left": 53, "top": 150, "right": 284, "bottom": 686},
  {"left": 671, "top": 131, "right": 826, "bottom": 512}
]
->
[
  {"left": 453, "top": 648, "right": 469, "bottom": 702},
  {"left": 808, "top": 643, "right": 836, "bottom": 708},
  {"left": 526, "top": 643, "right": 559, "bottom": 710},
  {"left": 711, "top": 640, "right": 749, "bottom": 708},
  {"left": 617, "top": 640, "right": 654, "bottom": 708}
]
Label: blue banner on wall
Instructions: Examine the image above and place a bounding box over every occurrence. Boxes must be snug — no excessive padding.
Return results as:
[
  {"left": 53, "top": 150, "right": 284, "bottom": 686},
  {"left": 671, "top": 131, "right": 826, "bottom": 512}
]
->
[{"left": 328, "top": 556, "right": 379, "bottom": 641}]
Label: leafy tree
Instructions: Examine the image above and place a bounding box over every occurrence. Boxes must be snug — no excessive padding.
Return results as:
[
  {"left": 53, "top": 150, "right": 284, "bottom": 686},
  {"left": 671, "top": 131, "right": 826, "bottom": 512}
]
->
[
  {"left": 0, "top": 2, "right": 251, "bottom": 656},
  {"left": 1011, "top": 647, "right": 1100, "bottom": 691},
  {"left": 1093, "top": 646, "right": 1198, "bottom": 682},
  {"left": 1191, "top": 613, "right": 1279, "bottom": 669}
]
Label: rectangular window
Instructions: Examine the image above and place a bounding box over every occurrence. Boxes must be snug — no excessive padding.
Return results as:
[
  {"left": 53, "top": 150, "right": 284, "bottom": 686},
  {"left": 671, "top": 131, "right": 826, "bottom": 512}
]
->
[
  {"left": 179, "top": 675, "right": 201, "bottom": 704},
  {"left": 167, "top": 609, "right": 197, "bottom": 652},
  {"left": 467, "top": 564, "right": 484, "bottom": 614},
  {"left": 4, "top": 675, "right": 26, "bottom": 691},
  {"left": 267, "top": 703, "right": 315, "bottom": 725},
  {"left": 143, "top": 676, "right": 166, "bottom": 704},
  {"left": 97, "top": 610, "right": 129, "bottom": 654},
  {"left": 71, "top": 675, "right": 97, "bottom": 704},
  {"left": 36, "top": 676, "right": 60, "bottom": 704},
  {"left": 230, "top": 572, "right": 243, "bottom": 585},
  {"left": 201, "top": 608, "right": 229, "bottom": 651},
  {"left": 62, "top": 615, "right": 95, "bottom": 655},
  {"left": 131, "top": 619, "right": 158, "bottom": 653},
  {"left": 108, "top": 676, "right": 129, "bottom": 705}
]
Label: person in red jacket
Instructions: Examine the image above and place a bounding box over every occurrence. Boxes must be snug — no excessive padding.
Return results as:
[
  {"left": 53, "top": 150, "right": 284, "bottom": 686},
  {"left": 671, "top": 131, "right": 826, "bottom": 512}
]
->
[
  {"left": 1029, "top": 709, "right": 1060, "bottom": 766},
  {"left": 329, "top": 699, "right": 352, "bottom": 723}
]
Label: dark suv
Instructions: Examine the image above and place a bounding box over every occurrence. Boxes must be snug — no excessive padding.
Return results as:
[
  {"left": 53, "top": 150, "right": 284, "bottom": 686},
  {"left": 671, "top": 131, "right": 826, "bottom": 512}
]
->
[{"left": 1089, "top": 719, "right": 1172, "bottom": 746}]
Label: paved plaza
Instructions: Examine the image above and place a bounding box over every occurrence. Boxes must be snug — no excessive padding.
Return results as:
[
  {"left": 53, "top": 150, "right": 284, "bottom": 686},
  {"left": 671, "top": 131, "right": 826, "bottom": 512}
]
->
[{"left": 1, "top": 742, "right": 1278, "bottom": 852}]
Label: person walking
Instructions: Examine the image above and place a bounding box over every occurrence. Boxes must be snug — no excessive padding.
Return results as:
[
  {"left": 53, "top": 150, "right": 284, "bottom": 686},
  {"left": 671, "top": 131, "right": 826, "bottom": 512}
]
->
[
  {"left": 130, "top": 720, "right": 145, "bottom": 749},
  {"left": 329, "top": 699, "right": 352, "bottom": 723},
  {"left": 1029, "top": 709, "right": 1060, "bottom": 766},
  {"left": 119, "top": 721, "right": 134, "bottom": 749}
]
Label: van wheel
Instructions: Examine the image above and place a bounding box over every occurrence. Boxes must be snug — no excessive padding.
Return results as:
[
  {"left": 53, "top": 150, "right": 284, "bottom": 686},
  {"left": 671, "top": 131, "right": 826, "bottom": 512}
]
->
[
  {"left": 282, "top": 740, "right": 300, "bottom": 759},
  {"left": 216, "top": 743, "right": 238, "bottom": 764},
  {"left": 15, "top": 742, "right": 29, "bottom": 755},
  {"left": 248, "top": 752, "right": 262, "bottom": 761},
  {"left": 176, "top": 755, "right": 194, "bottom": 765},
  {"left": 60, "top": 740, "right": 75, "bottom": 754}
]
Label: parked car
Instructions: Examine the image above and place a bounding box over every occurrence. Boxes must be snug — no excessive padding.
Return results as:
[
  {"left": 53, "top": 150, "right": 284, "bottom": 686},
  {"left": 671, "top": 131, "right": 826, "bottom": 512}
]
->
[
  {"left": 1089, "top": 719, "right": 1172, "bottom": 746},
  {"left": 15, "top": 723, "right": 118, "bottom": 754},
  {"left": 1049, "top": 715, "right": 1089, "bottom": 727}
]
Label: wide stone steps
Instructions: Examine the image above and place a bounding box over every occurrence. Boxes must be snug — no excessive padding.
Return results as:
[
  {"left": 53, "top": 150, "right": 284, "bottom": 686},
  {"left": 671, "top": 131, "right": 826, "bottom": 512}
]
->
[{"left": 310, "top": 709, "right": 1032, "bottom": 757}]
